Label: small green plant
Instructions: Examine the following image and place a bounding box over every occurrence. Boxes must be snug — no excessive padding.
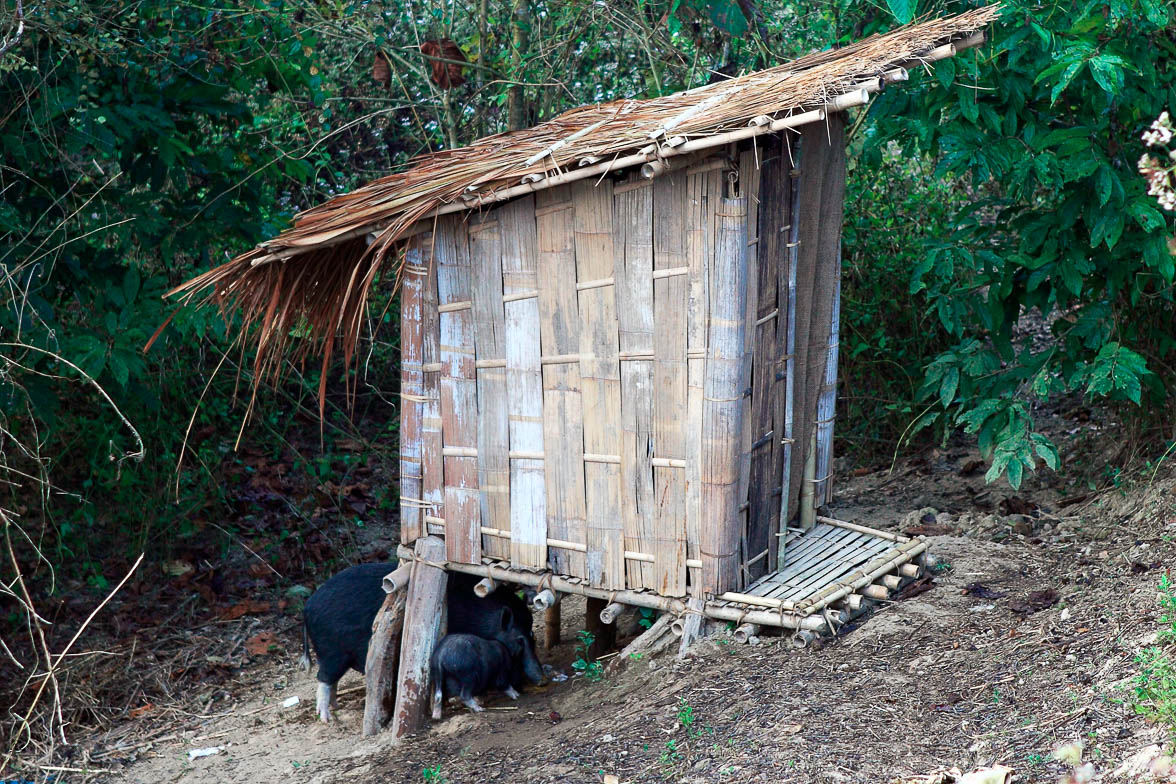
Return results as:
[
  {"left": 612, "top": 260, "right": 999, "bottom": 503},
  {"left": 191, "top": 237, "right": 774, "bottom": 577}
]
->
[
  {"left": 659, "top": 739, "right": 682, "bottom": 766},
  {"left": 676, "top": 697, "right": 695, "bottom": 731},
  {"left": 931, "top": 560, "right": 953, "bottom": 575},
  {"left": 572, "top": 630, "right": 604, "bottom": 682},
  {"left": 638, "top": 607, "right": 657, "bottom": 630},
  {"left": 1133, "top": 575, "right": 1176, "bottom": 742},
  {"left": 628, "top": 652, "right": 644, "bottom": 662},
  {"left": 1026, "top": 753, "right": 1045, "bottom": 766},
  {"left": 422, "top": 763, "right": 446, "bottom": 783}
]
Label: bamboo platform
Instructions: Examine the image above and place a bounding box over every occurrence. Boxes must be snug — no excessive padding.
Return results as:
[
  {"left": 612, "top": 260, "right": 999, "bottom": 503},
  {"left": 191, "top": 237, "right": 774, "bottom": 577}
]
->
[{"left": 396, "top": 515, "right": 927, "bottom": 644}]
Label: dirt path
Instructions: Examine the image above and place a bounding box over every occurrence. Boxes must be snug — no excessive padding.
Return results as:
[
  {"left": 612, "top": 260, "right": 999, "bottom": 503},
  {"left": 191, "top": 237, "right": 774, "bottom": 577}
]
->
[{"left": 83, "top": 461, "right": 1176, "bottom": 783}]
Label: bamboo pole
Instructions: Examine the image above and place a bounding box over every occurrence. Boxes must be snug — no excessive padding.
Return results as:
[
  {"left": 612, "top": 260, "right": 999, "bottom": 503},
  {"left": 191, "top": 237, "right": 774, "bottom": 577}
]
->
[
  {"left": 792, "top": 538, "right": 928, "bottom": 614},
  {"left": 394, "top": 545, "right": 839, "bottom": 630},
  {"left": 473, "top": 576, "right": 497, "bottom": 598},
  {"left": 817, "top": 515, "right": 910, "bottom": 542},
  {"left": 381, "top": 564, "right": 414, "bottom": 594},
  {"left": 733, "top": 623, "right": 760, "bottom": 644},
  {"left": 532, "top": 589, "right": 559, "bottom": 610},
  {"left": 776, "top": 141, "right": 802, "bottom": 567},
  {"left": 363, "top": 590, "right": 406, "bottom": 737},
  {"left": 599, "top": 602, "right": 626, "bottom": 625},
  {"left": 677, "top": 597, "right": 706, "bottom": 657},
  {"left": 799, "top": 431, "right": 817, "bottom": 529},
  {"left": 390, "top": 536, "right": 448, "bottom": 741},
  {"left": 791, "top": 629, "right": 818, "bottom": 649},
  {"left": 586, "top": 596, "right": 616, "bottom": 659}
]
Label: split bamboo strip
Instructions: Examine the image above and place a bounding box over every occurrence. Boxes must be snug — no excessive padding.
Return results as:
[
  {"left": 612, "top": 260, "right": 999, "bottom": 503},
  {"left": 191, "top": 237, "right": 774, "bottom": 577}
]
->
[
  {"left": 812, "top": 247, "right": 841, "bottom": 508},
  {"left": 535, "top": 187, "right": 587, "bottom": 578},
  {"left": 700, "top": 196, "right": 749, "bottom": 593},
  {"left": 736, "top": 148, "right": 761, "bottom": 586},
  {"left": 817, "top": 515, "right": 910, "bottom": 542},
  {"left": 614, "top": 172, "right": 656, "bottom": 590},
  {"left": 776, "top": 138, "right": 802, "bottom": 567},
  {"left": 399, "top": 244, "right": 426, "bottom": 544},
  {"left": 436, "top": 217, "right": 481, "bottom": 565},
  {"left": 418, "top": 237, "right": 444, "bottom": 533},
  {"left": 500, "top": 196, "right": 547, "bottom": 569},
  {"left": 572, "top": 179, "right": 625, "bottom": 590},
  {"left": 468, "top": 217, "right": 511, "bottom": 559},
  {"left": 652, "top": 169, "right": 689, "bottom": 597},
  {"left": 684, "top": 161, "right": 723, "bottom": 592}
]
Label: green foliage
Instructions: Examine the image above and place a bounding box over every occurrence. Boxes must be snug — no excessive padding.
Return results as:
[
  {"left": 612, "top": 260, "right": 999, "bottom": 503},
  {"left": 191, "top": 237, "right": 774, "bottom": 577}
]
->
[
  {"left": 572, "top": 630, "right": 604, "bottom": 682},
  {"left": 1133, "top": 575, "right": 1176, "bottom": 743},
  {"left": 864, "top": 0, "right": 1175, "bottom": 486},
  {"left": 421, "top": 763, "right": 446, "bottom": 783}
]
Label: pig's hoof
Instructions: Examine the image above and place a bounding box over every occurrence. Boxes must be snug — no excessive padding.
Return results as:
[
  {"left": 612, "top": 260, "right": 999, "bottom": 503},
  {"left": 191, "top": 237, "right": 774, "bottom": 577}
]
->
[
  {"left": 504, "top": 686, "right": 520, "bottom": 700},
  {"left": 462, "top": 698, "right": 485, "bottom": 713}
]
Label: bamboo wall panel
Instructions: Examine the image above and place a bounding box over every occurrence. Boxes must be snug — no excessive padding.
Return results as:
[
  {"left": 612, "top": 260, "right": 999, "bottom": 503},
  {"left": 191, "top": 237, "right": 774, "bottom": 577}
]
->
[
  {"left": 701, "top": 196, "right": 748, "bottom": 594},
  {"left": 684, "top": 161, "right": 724, "bottom": 593},
  {"left": 468, "top": 217, "right": 511, "bottom": 558},
  {"left": 419, "top": 236, "right": 444, "bottom": 541},
  {"left": 500, "top": 196, "right": 547, "bottom": 569},
  {"left": 536, "top": 187, "right": 587, "bottom": 578},
  {"left": 614, "top": 176, "right": 656, "bottom": 590},
  {"left": 399, "top": 241, "right": 426, "bottom": 545},
  {"left": 436, "top": 218, "right": 481, "bottom": 564},
  {"left": 651, "top": 171, "right": 688, "bottom": 598},
  {"left": 572, "top": 179, "right": 625, "bottom": 590},
  {"left": 787, "top": 116, "right": 845, "bottom": 528}
]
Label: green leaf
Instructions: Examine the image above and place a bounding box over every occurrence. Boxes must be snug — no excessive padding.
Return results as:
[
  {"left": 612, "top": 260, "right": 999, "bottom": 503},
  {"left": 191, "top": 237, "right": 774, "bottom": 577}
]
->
[
  {"left": 885, "top": 0, "right": 916, "bottom": 24},
  {"left": 939, "top": 367, "right": 960, "bottom": 408},
  {"left": 935, "top": 57, "right": 955, "bottom": 89}
]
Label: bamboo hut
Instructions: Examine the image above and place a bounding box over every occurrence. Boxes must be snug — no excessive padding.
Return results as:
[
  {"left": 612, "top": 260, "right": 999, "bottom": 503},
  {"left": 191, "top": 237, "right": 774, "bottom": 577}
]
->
[{"left": 165, "top": 7, "right": 998, "bottom": 733}]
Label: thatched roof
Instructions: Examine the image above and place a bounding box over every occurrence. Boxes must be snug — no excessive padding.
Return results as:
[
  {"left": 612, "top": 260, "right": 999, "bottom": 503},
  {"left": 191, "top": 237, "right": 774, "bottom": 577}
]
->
[{"left": 161, "top": 6, "right": 1000, "bottom": 405}]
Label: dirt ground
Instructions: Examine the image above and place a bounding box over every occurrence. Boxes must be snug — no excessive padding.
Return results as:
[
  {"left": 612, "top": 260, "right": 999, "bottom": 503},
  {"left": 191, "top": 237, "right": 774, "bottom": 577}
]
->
[{"left": 47, "top": 445, "right": 1176, "bottom": 783}]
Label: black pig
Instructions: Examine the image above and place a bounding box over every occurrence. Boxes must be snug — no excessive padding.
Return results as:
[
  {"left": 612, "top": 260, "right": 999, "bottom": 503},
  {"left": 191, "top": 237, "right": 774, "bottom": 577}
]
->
[
  {"left": 301, "top": 561, "right": 396, "bottom": 722},
  {"left": 447, "top": 573, "right": 544, "bottom": 685},
  {"left": 430, "top": 631, "right": 522, "bottom": 718}
]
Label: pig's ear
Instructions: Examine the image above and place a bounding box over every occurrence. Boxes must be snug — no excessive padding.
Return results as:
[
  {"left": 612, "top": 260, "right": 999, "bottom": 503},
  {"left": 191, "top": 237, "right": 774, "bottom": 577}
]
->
[{"left": 500, "top": 607, "right": 513, "bottom": 631}]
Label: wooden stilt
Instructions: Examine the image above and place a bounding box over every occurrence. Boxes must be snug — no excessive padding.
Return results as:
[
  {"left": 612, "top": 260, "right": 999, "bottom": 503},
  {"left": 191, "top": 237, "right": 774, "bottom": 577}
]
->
[
  {"left": 544, "top": 604, "right": 561, "bottom": 650},
  {"left": 585, "top": 596, "right": 615, "bottom": 660},
  {"left": 363, "top": 589, "right": 407, "bottom": 737},
  {"left": 390, "top": 536, "right": 448, "bottom": 741},
  {"left": 676, "top": 597, "right": 706, "bottom": 658}
]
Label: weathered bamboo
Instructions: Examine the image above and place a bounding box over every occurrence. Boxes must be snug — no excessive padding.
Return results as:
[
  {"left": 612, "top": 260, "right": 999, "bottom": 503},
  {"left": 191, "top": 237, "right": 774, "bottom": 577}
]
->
[
  {"left": 900, "top": 563, "right": 922, "bottom": 578},
  {"left": 473, "top": 576, "right": 497, "bottom": 598},
  {"left": 791, "top": 629, "right": 818, "bottom": 649},
  {"left": 799, "top": 431, "right": 818, "bottom": 529},
  {"left": 391, "top": 536, "right": 448, "bottom": 741},
  {"left": 536, "top": 187, "right": 587, "bottom": 578},
  {"left": 736, "top": 149, "right": 761, "bottom": 585},
  {"left": 615, "top": 174, "right": 656, "bottom": 589},
  {"left": 500, "top": 196, "right": 547, "bottom": 569},
  {"left": 793, "top": 538, "right": 928, "bottom": 614},
  {"left": 732, "top": 622, "right": 760, "bottom": 644},
  {"left": 700, "top": 196, "right": 749, "bottom": 593},
  {"left": 776, "top": 142, "right": 802, "bottom": 567},
  {"left": 532, "top": 589, "right": 559, "bottom": 610},
  {"left": 399, "top": 245, "right": 427, "bottom": 544},
  {"left": 817, "top": 515, "right": 910, "bottom": 542},
  {"left": 677, "top": 597, "right": 707, "bottom": 657},
  {"left": 436, "top": 216, "right": 481, "bottom": 565},
  {"left": 600, "top": 602, "right": 626, "bottom": 625},
  {"left": 813, "top": 262, "right": 840, "bottom": 507},
  {"left": 882, "top": 574, "right": 902, "bottom": 590},
  {"left": 573, "top": 179, "right": 625, "bottom": 589},
  {"left": 606, "top": 613, "right": 674, "bottom": 674},
  {"left": 381, "top": 564, "right": 414, "bottom": 594},
  {"left": 468, "top": 218, "right": 511, "bottom": 559},
  {"left": 859, "top": 584, "right": 890, "bottom": 600},
  {"left": 363, "top": 590, "right": 406, "bottom": 737}
]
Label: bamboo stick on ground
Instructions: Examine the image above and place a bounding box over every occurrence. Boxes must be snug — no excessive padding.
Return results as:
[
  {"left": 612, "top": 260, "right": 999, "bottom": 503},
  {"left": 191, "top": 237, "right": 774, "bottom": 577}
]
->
[
  {"left": 606, "top": 614, "right": 674, "bottom": 675},
  {"left": 733, "top": 623, "right": 760, "bottom": 644}
]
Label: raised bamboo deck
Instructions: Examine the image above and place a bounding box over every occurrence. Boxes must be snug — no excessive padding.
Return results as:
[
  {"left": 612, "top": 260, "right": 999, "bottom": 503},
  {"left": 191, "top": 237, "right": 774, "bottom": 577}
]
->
[{"left": 397, "top": 516, "right": 927, "bottom": 642}]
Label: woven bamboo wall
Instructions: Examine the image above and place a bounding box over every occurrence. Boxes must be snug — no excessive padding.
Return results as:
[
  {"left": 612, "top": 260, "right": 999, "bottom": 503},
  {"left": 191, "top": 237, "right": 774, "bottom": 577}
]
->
[{"left": 401, "top": 121, "right": 845, "bottom": 598}]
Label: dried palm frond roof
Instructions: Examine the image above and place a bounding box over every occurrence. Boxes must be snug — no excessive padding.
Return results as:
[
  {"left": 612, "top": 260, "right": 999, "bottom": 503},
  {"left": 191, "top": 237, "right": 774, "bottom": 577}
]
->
[{"left": 159, "top": 5, "right": 1000, "bottom": 408}]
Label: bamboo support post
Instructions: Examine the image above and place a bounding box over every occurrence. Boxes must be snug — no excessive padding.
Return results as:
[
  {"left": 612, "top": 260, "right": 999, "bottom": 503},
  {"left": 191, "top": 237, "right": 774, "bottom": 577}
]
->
[
  {"left": 859, "top": 583, "right": 890, "bottom": 600},
  {"left": 677, "top": 598, "right": 706, "bottom": 658},
  {"left": 733, "top": 623, "right": 761, "bottom": 644},
  {"left": 473, "top": 576, "right": 498, "bottom": 598},
  {"left": 600, "top": 602, "right": 626, "bottom": 625},
  {"left": 544, "top": 604, "right": 561, "bottom": 650},
  {"left": 799, "top": 431, "right": 817, "bottom": 529},
  {"left": 900, "top": 563, "right": 921, "bottom": 578},
  {"left": 381, "top": 564, "right": 414, "bottom": 594},
  {"left": 363, "top": 589, "right": 407, "bottom": 737},
  {"left": 390, "top": 536, "right": 448, "bottom": 741},
  {"left": 882, "top": 574, "right": 902, "bottom": 590}
]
